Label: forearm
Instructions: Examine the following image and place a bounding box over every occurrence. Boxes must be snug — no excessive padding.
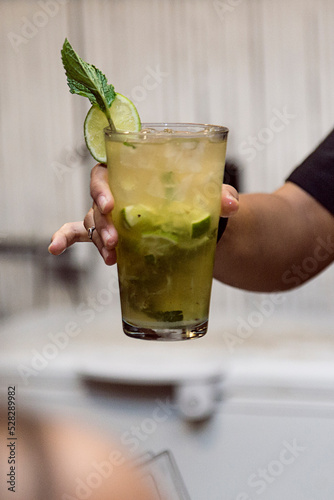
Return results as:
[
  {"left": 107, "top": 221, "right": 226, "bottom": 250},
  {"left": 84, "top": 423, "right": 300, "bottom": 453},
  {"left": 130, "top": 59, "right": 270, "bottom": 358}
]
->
[{"left": 213, "top": 182, "right": 334, "bottom": 292}]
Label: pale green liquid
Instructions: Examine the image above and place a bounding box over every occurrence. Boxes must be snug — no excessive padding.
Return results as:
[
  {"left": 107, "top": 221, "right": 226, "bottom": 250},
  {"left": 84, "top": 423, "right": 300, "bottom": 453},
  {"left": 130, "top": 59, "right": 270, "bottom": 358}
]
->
[{"left": 106, "top": 131, "right": 227, "bottom": 338}]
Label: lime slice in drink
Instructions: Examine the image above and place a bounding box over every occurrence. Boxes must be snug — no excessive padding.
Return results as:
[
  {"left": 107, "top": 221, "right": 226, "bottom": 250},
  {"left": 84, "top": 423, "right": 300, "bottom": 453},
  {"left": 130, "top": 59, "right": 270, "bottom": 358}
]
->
[
  {"left": 141, "top": 231, "right": 178, "bottom": 256},
  {"left": 191, "top": 212, "right": 211, "bottom": 238},
  {"left": 84, "top": 93, "right": 141, "bottom": 162},
  {"left": 121, "top": 204, "right": 155, "bottom": 229},
  {"left": 121, "top": 202, "right": 211, "bottom": 242}
]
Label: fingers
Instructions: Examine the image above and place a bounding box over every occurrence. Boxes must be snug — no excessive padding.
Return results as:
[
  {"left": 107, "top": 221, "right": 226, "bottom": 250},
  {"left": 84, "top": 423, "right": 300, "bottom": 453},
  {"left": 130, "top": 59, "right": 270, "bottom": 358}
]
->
[
  {"left": 84, "top": 206, "right": 117, "bottom": 266},
  {"left": 220, "top": 184, "right": 239, "bottom": 217},
  {"left": 90, "top": 163, "right": 114, "bottom": 214},
  {"left": 48, "top": 162, "right": 118, "bottom": 266},
  {"left": 92, "top": 202, "right": 118, "bottom": 249},
  {"left": 48, "top": 209, "right": 118, "bottom": 266},
  {"left": 48, "top": 221, "right": 89, "bottom": 255},
  {"left": 89, "top": 163, "right": 118, "bottom": 265}
]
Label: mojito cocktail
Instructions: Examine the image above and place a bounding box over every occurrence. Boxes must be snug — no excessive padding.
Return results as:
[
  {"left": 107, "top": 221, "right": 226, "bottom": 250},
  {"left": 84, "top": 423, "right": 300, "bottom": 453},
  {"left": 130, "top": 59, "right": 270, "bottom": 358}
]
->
[
  {"left": 105, "top": 123, "right": 228, "bottom": 340},
  {"left": 59, "top": 41, "right": 229, "bottom": 340}
]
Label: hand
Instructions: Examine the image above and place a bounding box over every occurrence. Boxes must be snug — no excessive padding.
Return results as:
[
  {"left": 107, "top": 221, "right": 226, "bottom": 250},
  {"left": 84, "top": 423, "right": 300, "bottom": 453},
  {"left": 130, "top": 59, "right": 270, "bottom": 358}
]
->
[
  {"left": 48, "top": 163, "right": 239, "bottom": 265},
  {"left": 48, "top": 163, "right": 118, "bottom": 265}
]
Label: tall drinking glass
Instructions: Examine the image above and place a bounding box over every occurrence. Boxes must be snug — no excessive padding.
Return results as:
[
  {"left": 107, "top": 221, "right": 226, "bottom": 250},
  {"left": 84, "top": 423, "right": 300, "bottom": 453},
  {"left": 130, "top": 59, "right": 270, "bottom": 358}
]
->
[{"left": 105, "top": 123, "right": 228, "bottom": 340}]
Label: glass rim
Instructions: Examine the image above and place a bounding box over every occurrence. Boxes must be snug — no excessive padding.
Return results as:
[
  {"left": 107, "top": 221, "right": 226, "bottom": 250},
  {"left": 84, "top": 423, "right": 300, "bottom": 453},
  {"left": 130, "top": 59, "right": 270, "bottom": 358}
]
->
[{"left": 104, "top": 122, "right": 229, "bottom": 139}]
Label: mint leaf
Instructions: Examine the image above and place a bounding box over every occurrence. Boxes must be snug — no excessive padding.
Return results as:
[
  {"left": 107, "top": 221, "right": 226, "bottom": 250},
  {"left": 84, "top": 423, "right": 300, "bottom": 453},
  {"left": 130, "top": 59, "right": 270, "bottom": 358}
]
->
[
  {"left": 61, "top": 38, "right": 116, "bottom": 130},
  {"left": 144, "top": 309, "right": 184, "bottom": 322}
]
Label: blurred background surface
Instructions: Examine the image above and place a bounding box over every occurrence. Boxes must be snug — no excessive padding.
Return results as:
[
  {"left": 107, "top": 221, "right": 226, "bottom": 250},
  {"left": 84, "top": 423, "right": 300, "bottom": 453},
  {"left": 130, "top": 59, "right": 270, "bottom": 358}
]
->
[{"left": 1, "top": 1, "right": 334, "bottom": 499}]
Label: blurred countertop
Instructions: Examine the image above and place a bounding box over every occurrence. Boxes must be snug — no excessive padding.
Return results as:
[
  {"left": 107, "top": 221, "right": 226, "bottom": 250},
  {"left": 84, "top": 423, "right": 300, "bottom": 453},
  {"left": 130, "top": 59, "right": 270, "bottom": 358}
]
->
[{"left": 1, "top": 306, "right": 334, "bottom": 397}]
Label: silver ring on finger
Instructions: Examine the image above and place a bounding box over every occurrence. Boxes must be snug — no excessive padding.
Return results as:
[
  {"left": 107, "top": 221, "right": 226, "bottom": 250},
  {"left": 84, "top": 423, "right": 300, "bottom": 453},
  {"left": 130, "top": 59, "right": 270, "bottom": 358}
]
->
[{"left": 88, "top": 226, "right": 96, "bottom": 240}]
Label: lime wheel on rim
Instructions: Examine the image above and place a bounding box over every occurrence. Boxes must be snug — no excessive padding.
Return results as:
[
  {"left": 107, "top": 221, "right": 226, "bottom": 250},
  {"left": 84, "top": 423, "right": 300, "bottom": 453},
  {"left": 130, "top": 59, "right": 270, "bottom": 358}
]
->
[{"left": 84, "top": 93, "right": 141, "bottom": 163}]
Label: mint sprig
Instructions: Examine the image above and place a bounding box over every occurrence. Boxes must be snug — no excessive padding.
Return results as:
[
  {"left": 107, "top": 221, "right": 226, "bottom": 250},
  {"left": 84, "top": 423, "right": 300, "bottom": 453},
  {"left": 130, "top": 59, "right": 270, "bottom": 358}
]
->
[{"left": 61, "top": 38, "right": 116, "bottom": 131}]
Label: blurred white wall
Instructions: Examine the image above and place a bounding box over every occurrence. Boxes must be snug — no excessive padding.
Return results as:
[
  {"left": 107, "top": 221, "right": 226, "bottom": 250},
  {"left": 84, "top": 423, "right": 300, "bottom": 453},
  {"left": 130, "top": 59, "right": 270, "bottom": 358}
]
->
[{"left": 0, "top": 0, "right": 333, "bottom": 327}]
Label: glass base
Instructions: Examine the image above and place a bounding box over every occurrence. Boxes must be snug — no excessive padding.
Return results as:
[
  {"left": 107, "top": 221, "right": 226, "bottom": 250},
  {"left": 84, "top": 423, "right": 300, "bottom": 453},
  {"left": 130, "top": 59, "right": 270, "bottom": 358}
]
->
[{"left": 122, "top": 319, "right": 208, "bottom": 341}]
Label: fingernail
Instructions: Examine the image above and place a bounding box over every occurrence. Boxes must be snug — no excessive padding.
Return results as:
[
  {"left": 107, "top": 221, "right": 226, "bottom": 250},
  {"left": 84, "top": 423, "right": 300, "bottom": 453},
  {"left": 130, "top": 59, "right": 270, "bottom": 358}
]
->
[
  {"left": 48, "top": 242, "right": 65, "bottom": 255},
  {"left": 226, "top": 191, "right": 239, "bottom": 202},
  {"left": 101, "top": 228, "right": 115, "bottom": 247},
  {"left": 225, "top": 194, "right": 239, "bottom": 210},
  {"left": 98, "top": 195, "right": 108, "bottom": 212},
  {"left": 102, "top": 247, "right": 112, "bottom": 261}
]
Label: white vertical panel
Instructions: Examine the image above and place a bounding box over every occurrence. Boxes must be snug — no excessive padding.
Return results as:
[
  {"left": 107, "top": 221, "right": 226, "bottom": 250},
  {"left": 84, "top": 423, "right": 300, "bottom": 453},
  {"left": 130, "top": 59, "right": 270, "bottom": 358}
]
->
[{"left": 0, "top": 0, "right": 88, "bottom": 241}]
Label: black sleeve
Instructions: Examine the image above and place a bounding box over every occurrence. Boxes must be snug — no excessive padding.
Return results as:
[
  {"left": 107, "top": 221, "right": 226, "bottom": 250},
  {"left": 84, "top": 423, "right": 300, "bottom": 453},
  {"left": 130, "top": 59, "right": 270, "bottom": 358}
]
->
[{"left": 286, "top": 128, "right": 334, "bottom": 215}]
